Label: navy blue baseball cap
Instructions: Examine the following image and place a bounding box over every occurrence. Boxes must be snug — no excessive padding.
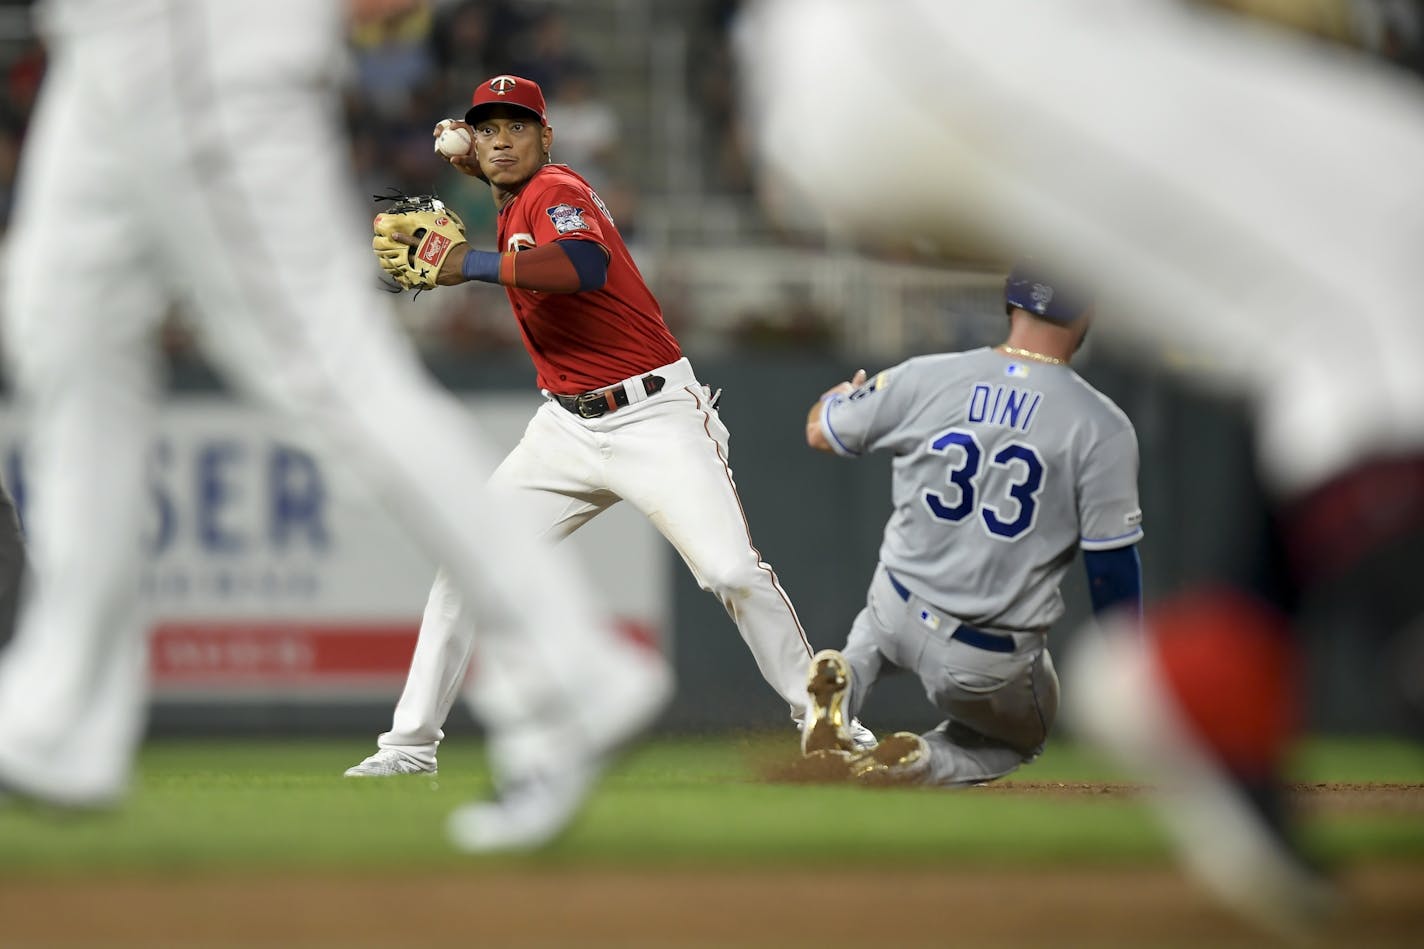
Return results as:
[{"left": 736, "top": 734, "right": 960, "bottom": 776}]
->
[{"left": 1003, "top": 260, "right": 1091, "bottom": 323}]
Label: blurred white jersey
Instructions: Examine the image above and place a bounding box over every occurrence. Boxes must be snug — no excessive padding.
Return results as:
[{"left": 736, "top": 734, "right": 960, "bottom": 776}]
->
[
  {"left": 0, "top": 0, "right": 668, "bottom": 805},
  {"left": 740, "top": 0, "right": 1424, "bottom": 496}
]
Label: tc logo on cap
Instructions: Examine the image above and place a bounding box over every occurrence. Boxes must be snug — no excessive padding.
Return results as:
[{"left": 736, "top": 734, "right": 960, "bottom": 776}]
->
[{"left": 468, "top": 74, "right": 548, "bottom": 127}]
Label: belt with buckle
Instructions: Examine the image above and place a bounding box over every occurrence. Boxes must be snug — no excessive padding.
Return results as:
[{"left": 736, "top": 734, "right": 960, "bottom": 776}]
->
[
  {"left": 884, "top": 569, "right": 1016, "bottom": 654},
  {"left": 554, "top": 373, "right": 666, "bottom": 419}
]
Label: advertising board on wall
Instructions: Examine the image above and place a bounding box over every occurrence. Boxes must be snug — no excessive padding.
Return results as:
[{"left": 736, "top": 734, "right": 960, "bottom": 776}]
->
[{"left": 0, "top": 394, "right": 669, "bottom": 702}]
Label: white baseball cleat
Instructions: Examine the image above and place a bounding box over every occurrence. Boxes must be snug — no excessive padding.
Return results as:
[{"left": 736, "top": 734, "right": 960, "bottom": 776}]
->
[
  {"left": 802, "top": 649, "right": 856, "bottom": 756},
  {"left": 343, "top": 748, "right": 437, "bottom": 778},
  {"left": 447, "top": 651, "right": 672, "bottom": 854},
  {"left": 0, "top": 765, "right": 119, "bottom": 810},
  {"left": 1064, "top": 621, "right": 1336, "bottom": 938},
  {"left": 848, "top": 718, "right": 877, "bottom": 752},
  {"left": 447, "top": 765, "right": 597, "bottom": 854}
]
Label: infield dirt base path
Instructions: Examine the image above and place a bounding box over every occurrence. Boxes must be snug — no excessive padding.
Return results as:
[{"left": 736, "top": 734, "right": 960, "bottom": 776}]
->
[{"left": 4, "top": 863, "right": 1421, "bottom": 949}]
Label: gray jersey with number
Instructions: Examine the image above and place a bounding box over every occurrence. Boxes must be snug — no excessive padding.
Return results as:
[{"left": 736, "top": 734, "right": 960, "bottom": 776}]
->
[{"left": 820, "top": 347, "right": 1142, "bottom": 631}]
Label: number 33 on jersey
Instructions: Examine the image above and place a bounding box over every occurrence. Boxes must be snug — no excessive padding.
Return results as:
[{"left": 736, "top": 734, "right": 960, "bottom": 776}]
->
[{"left": 817, "top": 348, "right": 1143, "bottom": 630}]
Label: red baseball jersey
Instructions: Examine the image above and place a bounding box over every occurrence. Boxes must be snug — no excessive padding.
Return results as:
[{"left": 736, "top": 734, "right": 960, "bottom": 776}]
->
[{"left": 497, "top": 164, "right": 682, "bottom": 394}]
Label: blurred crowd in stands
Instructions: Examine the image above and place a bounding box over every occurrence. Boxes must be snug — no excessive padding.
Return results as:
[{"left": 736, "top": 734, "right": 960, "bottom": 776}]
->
[
  {"left": 0, "top": 0, "right": 644, "bottom": 362},
  {"left": 0, "top": 0, "right": 1419, "bottom": 366},
  {"left": 0, "top": 0, "right": 1065, "bottom": 363}
]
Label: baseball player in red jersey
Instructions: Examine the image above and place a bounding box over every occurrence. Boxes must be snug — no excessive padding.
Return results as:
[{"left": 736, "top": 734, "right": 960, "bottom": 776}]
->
[{"left": 347, "top": 74, "right": 874, "bottom": 793}]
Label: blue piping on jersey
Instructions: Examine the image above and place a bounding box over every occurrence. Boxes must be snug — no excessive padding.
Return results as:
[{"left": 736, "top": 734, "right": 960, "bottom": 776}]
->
[
  {"left": 822, "top": 397, "right": 860, "bottom": 456},
  {"left": 1081, "top": 528, "right": 1143, "bottom": 546}
]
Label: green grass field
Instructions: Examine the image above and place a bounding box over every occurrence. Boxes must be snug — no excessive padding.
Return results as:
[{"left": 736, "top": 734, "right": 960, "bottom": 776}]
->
[
  {"left": 2, "top": 734, "right": 1421, "bottom": 947},
  {"left": 2, "top": 733, "right": 1420, "bottom": 877}
]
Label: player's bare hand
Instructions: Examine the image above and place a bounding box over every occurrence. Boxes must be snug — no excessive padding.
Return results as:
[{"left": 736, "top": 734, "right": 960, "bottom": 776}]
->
[
  {"left": 431, "top": 119, "right": 487, "bottom": 179},
  {"left": 807, "top": 369, "right": 866, "bottom": 452},
  {"left": 820, "top": 368, "right": 867, "bottom": 401}
]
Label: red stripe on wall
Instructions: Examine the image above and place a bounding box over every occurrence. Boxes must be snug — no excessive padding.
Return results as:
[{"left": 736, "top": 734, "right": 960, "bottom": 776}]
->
[
  {"left": 150, "top": 619, "right": 661, "bottom": 685},
  {"left": 151, "top": 622, "right": 420, "bottom": 683}
]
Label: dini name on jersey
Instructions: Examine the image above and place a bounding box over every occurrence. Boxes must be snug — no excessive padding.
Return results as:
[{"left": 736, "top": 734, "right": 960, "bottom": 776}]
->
[{"left": 967, "top": 383, "right": 1042, "bottom": 433}]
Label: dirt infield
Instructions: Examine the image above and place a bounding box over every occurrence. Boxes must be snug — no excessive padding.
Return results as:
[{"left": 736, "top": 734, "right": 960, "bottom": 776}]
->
[
  {"left": 4, "top": 863, "right": 1422, "bottom": 948},
  {"left": 977, "top": 781, "right": 1424, "bottom": 813}
]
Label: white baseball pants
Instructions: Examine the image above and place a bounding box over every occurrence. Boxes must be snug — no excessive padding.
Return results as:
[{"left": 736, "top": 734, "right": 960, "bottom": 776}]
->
[{"left": 376, "top": 357, "right": 814, "bottom": 766}]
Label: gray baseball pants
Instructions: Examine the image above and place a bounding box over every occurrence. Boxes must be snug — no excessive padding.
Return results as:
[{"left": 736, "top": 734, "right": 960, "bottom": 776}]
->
[{"left": 843, "top": 564, "right": 1060, "bottom": 786}]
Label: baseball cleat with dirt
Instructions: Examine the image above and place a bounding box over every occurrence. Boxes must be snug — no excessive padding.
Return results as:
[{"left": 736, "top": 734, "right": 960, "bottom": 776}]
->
[
  {"left": 801, "top": 649, "right": 856, "bottom": 756},
  {"left": 850, "top": 731, "right": 929, "bottom": 786}
]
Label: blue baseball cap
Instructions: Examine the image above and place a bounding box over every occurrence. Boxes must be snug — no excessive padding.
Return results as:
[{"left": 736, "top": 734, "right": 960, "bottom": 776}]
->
[{"left": 1003, "top": 260, "right": 1091, "bottom": 323}]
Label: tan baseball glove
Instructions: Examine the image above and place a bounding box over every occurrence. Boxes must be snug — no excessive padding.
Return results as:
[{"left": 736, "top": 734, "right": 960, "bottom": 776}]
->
[{"left": 372, "top": 193, "right": 468, "bottom": 291}]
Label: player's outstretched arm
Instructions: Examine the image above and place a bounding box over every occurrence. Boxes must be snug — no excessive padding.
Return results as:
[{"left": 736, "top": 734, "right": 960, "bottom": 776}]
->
[
  {"left": 458, "top": 240, "right": 608, "bottom": 293},
  {"left": 380, "top": 234, "right": 607, "bottom": 292},
  {"left": 806, "top": 369, "right": 866, "bottom": 452}
]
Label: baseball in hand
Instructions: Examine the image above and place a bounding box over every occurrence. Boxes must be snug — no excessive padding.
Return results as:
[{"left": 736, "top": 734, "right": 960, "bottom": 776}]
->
[{"left": 434, "top": 120, "right": 475, "bottom": 159}]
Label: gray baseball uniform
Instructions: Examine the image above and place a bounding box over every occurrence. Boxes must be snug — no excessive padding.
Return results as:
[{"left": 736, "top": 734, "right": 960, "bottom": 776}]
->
[{"left": 820, "top": 347, "right": 1142, "bottom": 784}]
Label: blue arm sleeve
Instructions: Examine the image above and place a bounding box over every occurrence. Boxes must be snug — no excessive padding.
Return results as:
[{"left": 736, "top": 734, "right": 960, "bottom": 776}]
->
[
  {"left": 1083, "top": 544, "right": 1142, "bottom": 621},
  {"left": 462, "top": 249, "right": 500, "bottom": 283},
  {"left": 557, "top": 239, "right": 609, "bottom": 291}
]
